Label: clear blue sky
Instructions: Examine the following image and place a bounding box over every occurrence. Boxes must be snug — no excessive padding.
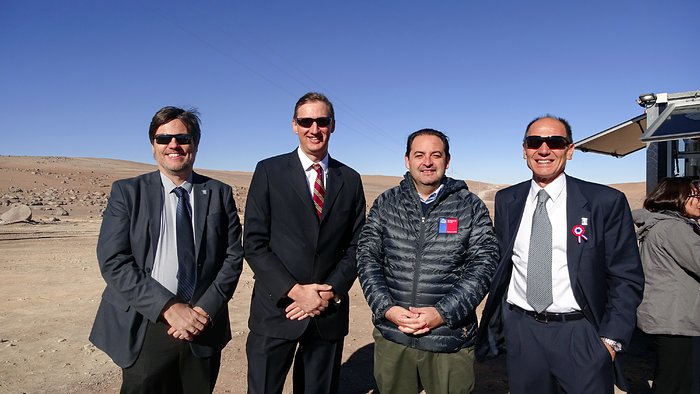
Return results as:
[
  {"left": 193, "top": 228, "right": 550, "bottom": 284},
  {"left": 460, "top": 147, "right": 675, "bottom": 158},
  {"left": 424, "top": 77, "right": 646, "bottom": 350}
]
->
[{"left": 2, "top": 1, "right": 698, "bottom": 185}]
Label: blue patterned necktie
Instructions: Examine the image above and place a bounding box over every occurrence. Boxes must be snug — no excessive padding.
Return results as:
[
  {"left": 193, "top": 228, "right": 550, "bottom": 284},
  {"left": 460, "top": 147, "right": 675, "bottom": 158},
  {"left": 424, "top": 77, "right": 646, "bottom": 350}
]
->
[
  {"left": 173, "top": 186, "right": 196, "bottom": 302},
  {"left": 527, "top": 189, "right": 552, "bottom": 313}
]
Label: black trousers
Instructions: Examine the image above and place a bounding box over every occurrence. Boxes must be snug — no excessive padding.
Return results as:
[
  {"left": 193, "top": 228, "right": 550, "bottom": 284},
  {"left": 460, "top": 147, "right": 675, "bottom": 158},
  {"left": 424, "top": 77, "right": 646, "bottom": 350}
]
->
[
  {"left": 653, "top": 334, "right": 700, "bottom": 394},
  {"left": 246, "top": 322, "right": 344, "bottom": 394},
  {"left": 503, "top": 303, "right": 614, "bottom": 394},
  {"left": 121, "top": 321, "right": 221, "bottom": 394}
]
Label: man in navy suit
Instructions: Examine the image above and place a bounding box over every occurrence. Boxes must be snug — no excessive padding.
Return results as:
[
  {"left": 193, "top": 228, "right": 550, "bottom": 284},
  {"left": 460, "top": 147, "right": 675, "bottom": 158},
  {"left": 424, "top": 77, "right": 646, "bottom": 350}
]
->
[
  {"left": 90, "top": 106, "right": 244, "bottom": 393},
  {"left": 476, "top": 115, "right": 644, "bottom": 393},
  {"left": 244, "top": 92, "right": 366, "bottom": 393}
]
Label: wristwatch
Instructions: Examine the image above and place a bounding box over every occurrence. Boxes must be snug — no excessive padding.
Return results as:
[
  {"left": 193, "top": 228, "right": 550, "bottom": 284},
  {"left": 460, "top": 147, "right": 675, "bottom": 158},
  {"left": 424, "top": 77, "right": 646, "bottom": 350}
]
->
[{"left": 601, "top": 337, "right": 622, "bottom": 352}]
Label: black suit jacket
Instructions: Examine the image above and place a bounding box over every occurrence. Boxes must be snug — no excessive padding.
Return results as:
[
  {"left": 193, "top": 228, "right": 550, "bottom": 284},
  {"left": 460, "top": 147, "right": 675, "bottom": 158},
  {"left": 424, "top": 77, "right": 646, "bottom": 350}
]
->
[
  {"left": 244, "top": 150, "right": 366, "bottom": 340},
  {"left": 90, "top": 171, "right": 244, "bottom": 368},
  {"left": 476, "top": 176, "right": 644, "bottom": 382}
]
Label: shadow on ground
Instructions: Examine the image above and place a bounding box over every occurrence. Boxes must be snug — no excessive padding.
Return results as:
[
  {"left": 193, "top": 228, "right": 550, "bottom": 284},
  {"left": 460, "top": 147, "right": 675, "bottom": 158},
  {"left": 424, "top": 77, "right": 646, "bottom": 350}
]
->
[{"left": 340, "top": 343, "right": 377, "bottom": 393}]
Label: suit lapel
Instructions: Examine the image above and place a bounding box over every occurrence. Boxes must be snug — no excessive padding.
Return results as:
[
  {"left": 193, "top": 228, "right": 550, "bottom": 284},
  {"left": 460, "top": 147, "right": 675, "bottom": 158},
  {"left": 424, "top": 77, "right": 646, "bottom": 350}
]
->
[
  {"left": 566, "top": 176, "right": 590, "bottom": 287},
  {"left": 491, "top": 181, "right": 528, "bottom": 303},
  {"left": 145, "top": 171, "right": 162, "bottom": 269},
  {"left": 287, "top": 152, "right": 323, "bottom": 221},
  {"left": 192, "top": 173, "right": 210, "bottom": 261},
  {"left": 505, "top": 182, "right": 529, "bottom": 253},
  {"left": 321, "top": 158, "right": 344, "bottom": 223}
]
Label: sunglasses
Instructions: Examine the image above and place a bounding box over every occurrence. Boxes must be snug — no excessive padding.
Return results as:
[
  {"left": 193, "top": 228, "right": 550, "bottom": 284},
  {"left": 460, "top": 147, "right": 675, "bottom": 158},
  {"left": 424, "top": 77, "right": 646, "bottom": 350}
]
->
[
  {"left": 524, "top": 136, "right": 571, "bottom": 150},
  {"left": 154, "top": 134, "right": 194, "bottom": 145},
  {"left": 295, "top": 117, "right": 333, "bottom": 128}
]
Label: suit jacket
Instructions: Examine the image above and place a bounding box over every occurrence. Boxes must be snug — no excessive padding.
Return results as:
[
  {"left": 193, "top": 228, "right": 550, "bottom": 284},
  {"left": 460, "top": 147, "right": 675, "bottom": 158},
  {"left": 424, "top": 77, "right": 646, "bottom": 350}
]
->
[
  {"left": 476, "top": 176, "right": 644, "bottom": 382},
  {"left": 244, "top": 150, "right": 366, "bottom": 341},
  {"left": 90, "top": 171, "right": 244, "bottom": 368}
]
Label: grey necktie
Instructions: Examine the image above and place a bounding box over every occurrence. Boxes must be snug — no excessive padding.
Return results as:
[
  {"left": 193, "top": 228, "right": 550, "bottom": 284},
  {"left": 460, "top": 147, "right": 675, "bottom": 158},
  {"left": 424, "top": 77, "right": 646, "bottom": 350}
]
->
[
  {"left": 527, "top": 189, "right": 552, "bottom": 313},
  {"left": 173, "top": 186, "right": 196, "bottom": 302}
]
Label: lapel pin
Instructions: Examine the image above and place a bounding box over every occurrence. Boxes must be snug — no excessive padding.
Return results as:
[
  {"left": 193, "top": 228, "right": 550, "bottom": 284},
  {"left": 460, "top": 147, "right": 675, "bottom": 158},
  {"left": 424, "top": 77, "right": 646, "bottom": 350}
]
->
[
  {"left": 572, "top": 224, "right": 588, "bottom": 244},
  {"left": 581, "top": 217, "right": 588, "bottom": 226},
  {"left": 201, "top": 189, "right": 207, "bottom": 195}
]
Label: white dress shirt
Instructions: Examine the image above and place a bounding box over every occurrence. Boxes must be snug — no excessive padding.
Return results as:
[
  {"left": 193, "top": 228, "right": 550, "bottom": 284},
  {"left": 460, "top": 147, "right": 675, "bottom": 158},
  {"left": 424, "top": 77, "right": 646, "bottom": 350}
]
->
[
  {"left": 506, "top": 173, "right": 581, "bottom": 313},
  {"left": 151, "top": 172, "right": 196, "bottom": 295},
  {"left": 297, "top": 147, "right": 329, "bottom": 198}
]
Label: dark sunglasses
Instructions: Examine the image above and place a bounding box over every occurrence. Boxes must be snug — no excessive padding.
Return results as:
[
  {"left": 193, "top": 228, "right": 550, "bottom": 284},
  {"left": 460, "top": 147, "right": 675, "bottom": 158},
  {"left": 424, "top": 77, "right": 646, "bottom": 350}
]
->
[
  {"left": 524, "top": 136, "right": 571, "bottom": 150},
  {"left": 154, "top": 134, "right": 194, "bottom": 145},
  {"left": 295, "top": 117, "right": 333, "bottom": 128}
]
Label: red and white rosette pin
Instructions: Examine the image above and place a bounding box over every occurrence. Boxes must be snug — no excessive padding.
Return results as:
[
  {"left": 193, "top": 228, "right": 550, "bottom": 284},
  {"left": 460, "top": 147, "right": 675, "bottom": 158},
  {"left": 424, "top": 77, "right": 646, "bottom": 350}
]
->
[{"left": 572, "top": 225, "right": 588, "bottom": 243}]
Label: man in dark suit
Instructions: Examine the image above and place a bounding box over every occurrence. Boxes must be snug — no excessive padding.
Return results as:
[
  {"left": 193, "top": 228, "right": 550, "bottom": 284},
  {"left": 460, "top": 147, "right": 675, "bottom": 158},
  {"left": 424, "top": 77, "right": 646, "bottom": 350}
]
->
[
  {"left": 244, "top": 92, "right": 366, "bottom": 394},
  {"left": 476, "top": 115, "right": 644, "bottom": 393},
  {"left": 90, "top": 106, "right": 244, "bottom": 393}
]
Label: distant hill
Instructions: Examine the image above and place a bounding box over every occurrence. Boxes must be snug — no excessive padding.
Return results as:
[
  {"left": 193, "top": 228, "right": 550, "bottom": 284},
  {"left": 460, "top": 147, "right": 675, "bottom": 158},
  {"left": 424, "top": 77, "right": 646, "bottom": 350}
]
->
[{"left": 0, "top": 156, "right": 645, "bottom": 221}]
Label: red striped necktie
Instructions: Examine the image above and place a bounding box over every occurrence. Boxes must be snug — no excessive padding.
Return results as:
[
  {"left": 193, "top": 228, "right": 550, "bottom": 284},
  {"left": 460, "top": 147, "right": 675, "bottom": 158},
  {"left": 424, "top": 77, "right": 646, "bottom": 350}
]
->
[{"left": 312, "top": 163, "right": 325, "bottom": 218}]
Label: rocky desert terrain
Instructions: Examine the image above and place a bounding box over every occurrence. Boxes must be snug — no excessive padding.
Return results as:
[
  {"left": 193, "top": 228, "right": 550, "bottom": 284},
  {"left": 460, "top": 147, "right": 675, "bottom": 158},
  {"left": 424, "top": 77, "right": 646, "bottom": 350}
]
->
[{"left": 0, "top": 156, "right": 651, "bottom": 393}]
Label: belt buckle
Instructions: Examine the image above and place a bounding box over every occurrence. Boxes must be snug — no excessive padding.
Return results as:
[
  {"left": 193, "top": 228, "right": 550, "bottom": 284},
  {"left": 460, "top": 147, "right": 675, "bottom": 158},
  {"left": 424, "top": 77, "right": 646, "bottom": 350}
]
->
[{"left": 534, "top": 312, "right": 548, "bottom": 324}]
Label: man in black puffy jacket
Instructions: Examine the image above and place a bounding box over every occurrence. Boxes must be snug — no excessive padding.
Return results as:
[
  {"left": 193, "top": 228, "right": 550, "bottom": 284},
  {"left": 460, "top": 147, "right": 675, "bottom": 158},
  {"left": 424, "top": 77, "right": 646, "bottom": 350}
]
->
[{"left": 357, "top": 129, "right": 499, "bottom": 394}]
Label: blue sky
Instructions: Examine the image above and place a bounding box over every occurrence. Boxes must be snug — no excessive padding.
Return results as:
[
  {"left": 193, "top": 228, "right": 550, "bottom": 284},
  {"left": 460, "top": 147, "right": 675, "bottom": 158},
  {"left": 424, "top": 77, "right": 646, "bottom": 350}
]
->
[{"left": 2, "top": 1, "right": 698, "bottom": 185}]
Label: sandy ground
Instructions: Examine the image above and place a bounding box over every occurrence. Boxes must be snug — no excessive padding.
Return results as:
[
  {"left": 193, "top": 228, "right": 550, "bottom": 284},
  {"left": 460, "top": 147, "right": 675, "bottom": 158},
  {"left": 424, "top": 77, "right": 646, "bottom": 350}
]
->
[{"left": 0, "top": 156, "right": 653, "bottom": 393}]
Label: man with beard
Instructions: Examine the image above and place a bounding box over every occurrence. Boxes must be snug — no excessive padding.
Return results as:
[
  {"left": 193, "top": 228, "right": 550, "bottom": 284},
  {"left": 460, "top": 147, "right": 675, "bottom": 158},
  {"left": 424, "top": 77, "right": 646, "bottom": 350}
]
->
[{"left": 90, "top": 106, "right": 244, "bottom": 393}]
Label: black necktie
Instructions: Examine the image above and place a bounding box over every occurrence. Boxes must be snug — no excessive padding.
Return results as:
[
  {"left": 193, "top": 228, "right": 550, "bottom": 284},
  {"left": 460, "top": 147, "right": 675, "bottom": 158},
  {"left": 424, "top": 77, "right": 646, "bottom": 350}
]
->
[{"left": 173, "top": 186, "right": 196, "bottom": 302}]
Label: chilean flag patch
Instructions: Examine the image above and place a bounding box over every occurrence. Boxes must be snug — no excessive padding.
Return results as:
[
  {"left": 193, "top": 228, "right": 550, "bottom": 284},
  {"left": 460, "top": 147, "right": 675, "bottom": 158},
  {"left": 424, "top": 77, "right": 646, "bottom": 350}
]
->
[{"left": 438, "top": 217, "right": 459, "bottom": 234}]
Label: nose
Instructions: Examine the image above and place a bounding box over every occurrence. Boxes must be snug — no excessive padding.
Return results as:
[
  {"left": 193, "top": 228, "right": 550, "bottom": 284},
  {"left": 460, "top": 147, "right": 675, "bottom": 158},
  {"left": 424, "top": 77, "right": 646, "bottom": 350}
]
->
[
  {"left": 537, "top": 143, "right": 551, "bottom": 155},
  {"left": 167, "top": 137, "right": 180, "bottom": 148}
]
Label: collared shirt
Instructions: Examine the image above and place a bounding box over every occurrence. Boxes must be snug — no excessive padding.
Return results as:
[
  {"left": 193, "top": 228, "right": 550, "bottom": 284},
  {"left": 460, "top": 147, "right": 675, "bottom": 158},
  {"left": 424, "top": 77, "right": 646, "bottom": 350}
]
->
[
  {"left": 420, "top": 184, "right": 444, "bottom": 204},
  {"left": 507, "top": 173, "right": 581, "bottom": 313},
  {"left": 297, "top": 147, "right": 329, "bottom": 199},
  {"left": 419, "top": 184, "right": 444, "bottom": 215},
  {"left": 151, "top": 172, "right": 196, "bottom": 295}
]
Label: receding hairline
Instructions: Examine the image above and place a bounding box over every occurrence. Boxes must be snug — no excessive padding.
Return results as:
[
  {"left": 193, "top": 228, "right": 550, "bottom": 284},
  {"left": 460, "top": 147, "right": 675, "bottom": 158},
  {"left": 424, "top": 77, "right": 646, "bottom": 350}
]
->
[{"left": 524, "top": 115, "right": 573, "bottom": 142}]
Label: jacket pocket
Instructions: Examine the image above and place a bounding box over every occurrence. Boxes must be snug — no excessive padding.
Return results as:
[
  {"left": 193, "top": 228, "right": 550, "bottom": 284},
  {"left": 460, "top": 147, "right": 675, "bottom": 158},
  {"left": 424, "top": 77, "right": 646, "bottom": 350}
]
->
[{"left": 102, "top": 288, "right": 131, "bottom": 312}]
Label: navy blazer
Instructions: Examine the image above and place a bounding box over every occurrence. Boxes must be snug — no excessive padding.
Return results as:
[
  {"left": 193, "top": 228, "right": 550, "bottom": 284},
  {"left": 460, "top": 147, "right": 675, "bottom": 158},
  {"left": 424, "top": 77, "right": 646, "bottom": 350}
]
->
[
  {"left": 244, "top": 150, "right": 366, "bottom": 341},
  {"left": 90, "top": 171, "right": 244, "bottom": 368},
  {"left": 476, "top": 176, "right": 644, "bottom": 378}
]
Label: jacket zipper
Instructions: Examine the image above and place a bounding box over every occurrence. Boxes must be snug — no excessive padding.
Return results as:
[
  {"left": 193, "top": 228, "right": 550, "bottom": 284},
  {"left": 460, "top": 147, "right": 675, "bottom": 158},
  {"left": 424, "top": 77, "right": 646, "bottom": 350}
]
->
[
  {"left": 410, "top": 215, "right": 426, "bottom": 348},
  {"left": 412, "top": 215, "right": 426, "bottom": 305}
]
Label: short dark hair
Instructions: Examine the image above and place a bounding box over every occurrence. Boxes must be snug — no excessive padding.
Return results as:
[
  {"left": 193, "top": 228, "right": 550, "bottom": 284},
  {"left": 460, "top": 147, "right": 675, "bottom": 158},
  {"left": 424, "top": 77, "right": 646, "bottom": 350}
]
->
[
  {"left": 405, "top": 128, "right": 450, "bottom": 159},
  {"left": 148, "top": 106, "right": 201, "bottom": 146},
  {"left": 524, "top": 115, "right": 573, "bottom": 142},
  {"left": 293, "top": 92, "right": 335, "bottom": 120},
  {"left": 644, "top": 176, "right": 698, "bottom": 215}
]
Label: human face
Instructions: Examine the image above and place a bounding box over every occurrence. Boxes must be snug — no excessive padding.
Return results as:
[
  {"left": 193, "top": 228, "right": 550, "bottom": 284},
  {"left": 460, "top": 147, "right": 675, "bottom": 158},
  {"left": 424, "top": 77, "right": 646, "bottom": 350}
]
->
[
  {"left": 293, "top": 100, "right": 334, "bottom": 162},
  {"left": 683, "top": 189, "right": 700, "bottom": 219},
  {"left": 523, "top": 117, "right": 574, "bottom": 187},
  {"left": 405, "top": 134, "right": 450, "bottom": 197},
  {"left": 151, "top": 118, "right": 197, "bottom": 183}
]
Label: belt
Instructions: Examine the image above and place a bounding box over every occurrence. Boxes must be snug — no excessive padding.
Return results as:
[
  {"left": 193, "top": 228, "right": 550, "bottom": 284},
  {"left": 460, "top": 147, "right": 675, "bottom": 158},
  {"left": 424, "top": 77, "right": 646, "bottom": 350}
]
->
[{"left": 508, "top": 303, "right": 585, "bottom": 324}]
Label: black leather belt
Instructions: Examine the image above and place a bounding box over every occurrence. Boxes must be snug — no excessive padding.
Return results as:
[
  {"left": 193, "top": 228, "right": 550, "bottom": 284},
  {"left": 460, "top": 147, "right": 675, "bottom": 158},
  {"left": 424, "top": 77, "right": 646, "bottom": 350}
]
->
[{"left": 508, "top": 303, "right": 584, "bottom": 324}]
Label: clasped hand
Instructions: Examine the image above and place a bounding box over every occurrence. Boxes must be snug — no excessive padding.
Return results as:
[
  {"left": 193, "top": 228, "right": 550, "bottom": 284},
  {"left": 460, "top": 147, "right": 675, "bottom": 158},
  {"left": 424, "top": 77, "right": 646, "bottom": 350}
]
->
[
  {"left": 162, "top": 302, "right": 210, "bottom": 341},
  {"left": 385, "top": 306, "right": 444, "bottom": 335},
  {"left": 285, "top": 283, "right": 334, "bottom": 321}
]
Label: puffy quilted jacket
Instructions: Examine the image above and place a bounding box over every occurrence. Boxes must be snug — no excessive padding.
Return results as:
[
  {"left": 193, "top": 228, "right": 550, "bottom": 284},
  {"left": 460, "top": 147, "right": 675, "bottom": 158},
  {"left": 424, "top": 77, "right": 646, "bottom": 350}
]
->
[{"left": 357, "top": 174, "right": 499, "bottom": 352}]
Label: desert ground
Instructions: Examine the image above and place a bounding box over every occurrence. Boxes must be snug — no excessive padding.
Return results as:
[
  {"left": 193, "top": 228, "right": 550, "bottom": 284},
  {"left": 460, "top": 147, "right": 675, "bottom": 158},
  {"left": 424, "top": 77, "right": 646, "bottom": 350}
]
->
[{"left": 0, "top": 156, "right": 653, "bottom": 393}]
